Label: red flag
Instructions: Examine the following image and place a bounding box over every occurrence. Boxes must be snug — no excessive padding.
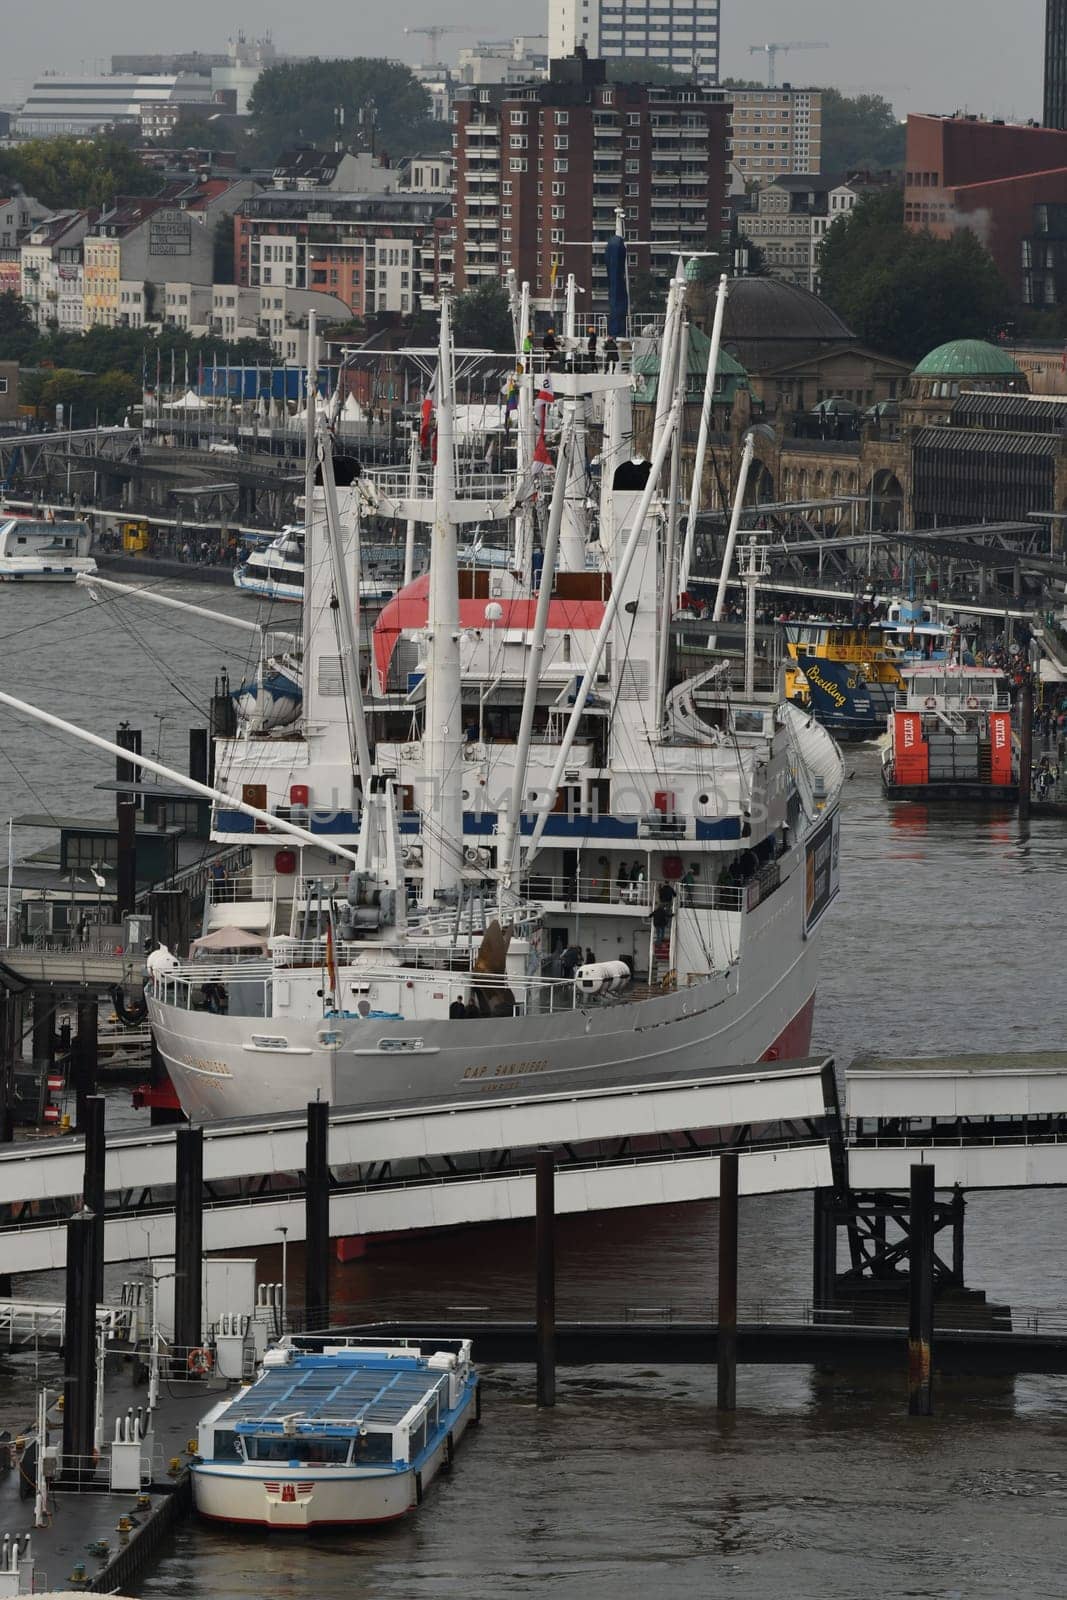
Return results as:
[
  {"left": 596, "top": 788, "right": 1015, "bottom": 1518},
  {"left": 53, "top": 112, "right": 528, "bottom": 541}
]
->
[
  {"left": 532, "top": 417, "right": 553, "bottom": 474},
  {"left": 419, "top": 371, "right": 438, "bottom": 453}
]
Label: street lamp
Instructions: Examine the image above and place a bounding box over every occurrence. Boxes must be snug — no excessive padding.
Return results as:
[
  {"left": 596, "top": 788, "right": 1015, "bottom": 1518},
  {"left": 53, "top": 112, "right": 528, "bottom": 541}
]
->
[{"left": 275, "top": 1225, "right": 288, "bottom": 1333}]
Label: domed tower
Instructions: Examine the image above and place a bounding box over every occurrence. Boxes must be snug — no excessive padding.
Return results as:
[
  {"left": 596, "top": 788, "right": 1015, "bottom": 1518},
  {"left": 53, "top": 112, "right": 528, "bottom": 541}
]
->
[{"left": 904, "top": 338, "right": 1026, "bottom": 427}]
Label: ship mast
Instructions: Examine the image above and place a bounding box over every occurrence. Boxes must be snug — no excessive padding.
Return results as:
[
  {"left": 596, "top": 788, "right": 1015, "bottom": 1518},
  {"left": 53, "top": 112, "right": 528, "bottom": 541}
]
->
[{"left": 420, "top": 296, "right": 466, "bottom": 906}]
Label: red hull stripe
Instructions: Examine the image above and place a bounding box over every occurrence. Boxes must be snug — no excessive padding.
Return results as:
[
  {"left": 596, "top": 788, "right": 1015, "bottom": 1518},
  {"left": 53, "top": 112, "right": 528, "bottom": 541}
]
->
[{"left": 761, "top": 991, "right": 816, "bottom": 1063}]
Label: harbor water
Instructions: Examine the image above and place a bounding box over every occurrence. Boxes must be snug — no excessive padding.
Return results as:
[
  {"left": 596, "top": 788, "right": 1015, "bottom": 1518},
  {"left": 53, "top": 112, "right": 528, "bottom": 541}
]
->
[{"left": 2, "top": 582, "right": 1067, "bottom": 1598}]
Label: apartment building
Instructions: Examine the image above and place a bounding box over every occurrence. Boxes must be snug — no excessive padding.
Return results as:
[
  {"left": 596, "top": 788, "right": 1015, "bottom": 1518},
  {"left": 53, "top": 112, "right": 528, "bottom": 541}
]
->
[
  {"left": 549, "top": 0, "right": 720, "bottom": 82},
  {"left": 234, "top": 189, "right": 447, "bottom": 317},
  {"left": 452, "top": 54, "right": 728, "bottom": 307},
  {"left": 741, "top": 174, "right": 878, "bottom": 293},
  {"left": 20, "top": 211, "right": 93, "bottom": 331}
]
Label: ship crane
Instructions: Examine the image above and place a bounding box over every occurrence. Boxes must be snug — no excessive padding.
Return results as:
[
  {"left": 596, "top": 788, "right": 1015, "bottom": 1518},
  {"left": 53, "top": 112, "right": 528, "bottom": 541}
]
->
[
  {"left": 403, "top": 24, "right": 471, "bottom": 64},
  {"left": 747, "top": 41, "right": 828, "bottom": 89}
]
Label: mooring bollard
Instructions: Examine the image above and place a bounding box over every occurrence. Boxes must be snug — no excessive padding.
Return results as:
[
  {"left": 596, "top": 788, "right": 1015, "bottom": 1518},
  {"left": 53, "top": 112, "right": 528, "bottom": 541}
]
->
[
  {"left": 717, "top": 1148, "right": 739, "bottom": 1412},
  {"left": 535, "top": 1147, "right": 556, "bottom": 1408},
  {"left": 908, "top": 1162, "right": 935, "bottom": 1417}
]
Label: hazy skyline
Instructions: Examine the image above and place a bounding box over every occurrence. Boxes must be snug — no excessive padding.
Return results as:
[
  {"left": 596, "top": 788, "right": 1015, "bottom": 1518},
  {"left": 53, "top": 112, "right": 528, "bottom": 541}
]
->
[{"left": 1, "top": 0, "right": 1047, "bottom": 123}]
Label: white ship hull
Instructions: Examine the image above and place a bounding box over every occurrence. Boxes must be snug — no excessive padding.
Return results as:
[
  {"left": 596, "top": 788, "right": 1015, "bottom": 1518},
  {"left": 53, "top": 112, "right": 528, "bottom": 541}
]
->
[
  {"left": 150, "top": 855, "right": 821, "bottom": 1121},
  {"left": 0, "top": 556, "right": 97, "bottom": 582},
  {"left": 193, "top": 1405, "right": 473, "bottom": 1528}
]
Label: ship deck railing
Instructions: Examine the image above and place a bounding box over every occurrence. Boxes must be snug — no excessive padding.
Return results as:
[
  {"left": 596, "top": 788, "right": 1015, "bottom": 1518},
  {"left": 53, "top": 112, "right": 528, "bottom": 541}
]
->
[{"left": 151, "top": 946, "right": 711, "bottom": 1017}]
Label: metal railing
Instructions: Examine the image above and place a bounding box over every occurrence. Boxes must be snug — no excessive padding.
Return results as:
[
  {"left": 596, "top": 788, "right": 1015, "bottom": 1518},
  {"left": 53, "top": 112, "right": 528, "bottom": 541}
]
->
[{"left": 205, "top": 874, "right": 277, "bottom": 908}]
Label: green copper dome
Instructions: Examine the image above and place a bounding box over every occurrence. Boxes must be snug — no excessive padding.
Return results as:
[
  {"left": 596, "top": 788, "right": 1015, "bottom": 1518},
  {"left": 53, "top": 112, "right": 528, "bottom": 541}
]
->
[
  {"left": 912, "top": 338, "right": 1021, "bottom": 377},
  {"left": 632, "top": 325, "right": 748, "bottom": 404}
]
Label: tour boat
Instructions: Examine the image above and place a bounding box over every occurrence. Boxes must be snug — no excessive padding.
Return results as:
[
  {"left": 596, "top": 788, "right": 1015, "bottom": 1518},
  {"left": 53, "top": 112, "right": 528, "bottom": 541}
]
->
[
  {"left": 234, "top": 525, "right": 398, "bottom": 609},
  {"left": 880, "top": 662, "right": 1018, "bottom": 801},
  {"left": 783, "top": 618, "right": 903, "bottom": 741},
  {"left": 192, "top": 1336, "right": 478, "bottom": 1528},
  {"left": 0, "top": 516, "right": 96, "bottom": 582},
  {"left": 140, "top": 275, "right": 844, "bottom": 1122}
]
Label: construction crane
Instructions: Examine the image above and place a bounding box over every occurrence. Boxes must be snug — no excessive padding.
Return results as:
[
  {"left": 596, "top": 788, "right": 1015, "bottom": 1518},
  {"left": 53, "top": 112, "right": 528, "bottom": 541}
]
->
[
  {"left": 403, "top": 24, "right": 471, "bottom": 65},
  {"left": 748, "top": 41, "right": 828, "bottom": 89}
]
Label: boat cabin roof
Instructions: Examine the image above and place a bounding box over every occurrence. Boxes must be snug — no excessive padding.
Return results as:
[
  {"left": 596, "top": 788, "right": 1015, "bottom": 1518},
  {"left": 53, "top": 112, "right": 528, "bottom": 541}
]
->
[
  {"left": 225, "top": 1351, "right": 447, "bottom": 1434},
  {"left": 900, "top": 663, "right": 1004, "bottom": 679}
]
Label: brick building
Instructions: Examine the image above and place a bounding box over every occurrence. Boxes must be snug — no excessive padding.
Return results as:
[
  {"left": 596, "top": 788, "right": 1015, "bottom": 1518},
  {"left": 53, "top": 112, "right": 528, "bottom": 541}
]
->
[
  {"left": 452, "top": 54, "right": 728, "bottom": 311},
  {"left": 904, "top": 114, "right": 1067, "bottom": 300}
]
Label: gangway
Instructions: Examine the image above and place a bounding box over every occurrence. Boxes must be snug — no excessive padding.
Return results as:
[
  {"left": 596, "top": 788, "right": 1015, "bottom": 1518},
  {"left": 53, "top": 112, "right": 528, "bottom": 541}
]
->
[{"left": 0, "top": 1060, "right": 838, "bottom": 1273}]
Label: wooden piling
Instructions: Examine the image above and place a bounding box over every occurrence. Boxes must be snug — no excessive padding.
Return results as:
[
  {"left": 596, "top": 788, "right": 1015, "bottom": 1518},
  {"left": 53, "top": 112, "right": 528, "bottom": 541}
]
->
[
  {"left": 116, "top": 799, "right": 137, "bottom": 922},
  {"left": 74, "top": 996, "right": 97, "bottom": 1129},
  {"left": 908, "top": 1163, "right": 935, "bottom": 1417},
  {"left": 82, "top": 1093, "right": 106, "bottom": 1309},
  {"left": 717, "top": 1149, "right": 739, "bottom": 1411},
  {"left": 305, "top": 1101, "right": 331, "bottom": 1332},
  {"left": 535, "top": 1148, "right": 556, "bottom": 1408},
  {"left": 173, "top": 1124, "right": 204, "bottom": 1360},
  {"left": 812, "top": 1187, "right": 836, "bottom": 1312},
  {"left": 61, "top": 1209, "right": 98, "bottom": 1481},
  {"left": 950, "top": 1185, "right": 965, "bottom": 1288},
  {"left": 1019, "top": 672, "right": 1034, "bottom": 822}
]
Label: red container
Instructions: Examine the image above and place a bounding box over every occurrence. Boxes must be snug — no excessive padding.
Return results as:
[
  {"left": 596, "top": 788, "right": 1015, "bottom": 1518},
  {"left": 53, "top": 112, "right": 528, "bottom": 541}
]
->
[
  {"left": 290, "top": 783, "right": 310, "bottom": 807},
  {"left": 654, "top": 790, "right": 675, "bottom": 814},
  {"left": 274, "top": 849, "right": 297, "bottom": 875}
]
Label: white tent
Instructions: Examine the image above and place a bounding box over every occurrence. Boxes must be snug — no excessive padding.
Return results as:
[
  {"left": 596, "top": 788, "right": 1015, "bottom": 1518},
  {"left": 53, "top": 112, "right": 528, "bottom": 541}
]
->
[
  {"left": 341, "top": 392, "right": 366, "bottom": 423},
  {"left": 164, "top": 387, "right": 214, "bottom": 411}
]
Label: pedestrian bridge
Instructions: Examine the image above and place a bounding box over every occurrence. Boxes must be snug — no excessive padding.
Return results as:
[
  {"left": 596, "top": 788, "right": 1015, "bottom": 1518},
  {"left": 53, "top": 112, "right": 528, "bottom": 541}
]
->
[
  {"left": 846, "top": 1051, "right": 1067, "bottom": 1190},
  {"left": 0, "top": 946, "right": 134, "bottom": 990},
  {"left": 9, "top": 1048, "right": 1067, "bottom": 1275},
  {"left": 0, "top": 1059, "right": 837, "bottom": 1273}
]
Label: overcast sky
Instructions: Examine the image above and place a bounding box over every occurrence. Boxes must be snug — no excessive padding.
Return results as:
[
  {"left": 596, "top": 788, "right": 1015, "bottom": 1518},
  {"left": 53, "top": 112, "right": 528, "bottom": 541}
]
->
[{"left": 0, "top": 0, "right": 1047, "bottom": 122}]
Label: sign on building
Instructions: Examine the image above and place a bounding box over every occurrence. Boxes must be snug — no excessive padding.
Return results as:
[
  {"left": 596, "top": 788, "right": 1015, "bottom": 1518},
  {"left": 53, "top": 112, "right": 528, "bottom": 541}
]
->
[{"left": 149, "top": 210, "right": 192, "bottom": 258}]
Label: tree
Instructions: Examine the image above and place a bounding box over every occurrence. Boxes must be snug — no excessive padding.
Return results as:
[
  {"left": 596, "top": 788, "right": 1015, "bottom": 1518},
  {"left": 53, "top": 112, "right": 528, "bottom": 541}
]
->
[
  {"left": 248, "top": 59, "right": 446, "bottom": 164},
  {"left": 604, "top": 59, "right": 686, "bottom": 85},
  {"left": 820, "top": 90, "right": 905, "bottom": 175},
  {"left": 0, "top": 136, "right": 158, "bottom": 209},
  {"left": 629, "top": 267, "right": 670, "bottom": 314},
  {"left": 734, "top": 234, "right": 768, "bottom": 277},
  {"left": 0, "top": 292, "right": 33, "bottom": 340},
  {"left": 451, "top": 281, "right": 514, "bottom": 352},
  {"left": 818, "top": 189, "right": 1012, "bottom": 361}
]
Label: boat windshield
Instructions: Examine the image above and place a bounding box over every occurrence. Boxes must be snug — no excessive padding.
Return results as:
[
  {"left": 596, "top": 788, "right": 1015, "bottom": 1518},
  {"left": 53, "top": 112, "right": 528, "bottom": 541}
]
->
[{"left": 248, "top": 1435, "right": 352, "bottom": 1464}]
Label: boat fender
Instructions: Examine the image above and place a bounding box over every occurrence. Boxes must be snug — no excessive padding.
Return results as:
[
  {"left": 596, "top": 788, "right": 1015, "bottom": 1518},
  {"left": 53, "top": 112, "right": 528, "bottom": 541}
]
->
[
  {"left": 444, "top": 1431, "right": 454, "bottom": 1470},
  {"left": 924, "top": 697, "right": 937, "bottom": 710},
  {"left": 187, "top": 1347, "right": 214, "bottom": 1377},
  {"left": 966, "top": 696, "right": 979, "bottom": 709},
  {"left": 414, "top": 1469, "right": 424, "bottom": 1506}
]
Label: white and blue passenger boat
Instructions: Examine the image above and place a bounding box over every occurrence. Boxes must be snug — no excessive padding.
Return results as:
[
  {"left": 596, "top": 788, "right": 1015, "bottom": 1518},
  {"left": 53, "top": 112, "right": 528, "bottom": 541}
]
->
[{"left": 192, "top": 1336, "right": 479, "bottom": 1528}]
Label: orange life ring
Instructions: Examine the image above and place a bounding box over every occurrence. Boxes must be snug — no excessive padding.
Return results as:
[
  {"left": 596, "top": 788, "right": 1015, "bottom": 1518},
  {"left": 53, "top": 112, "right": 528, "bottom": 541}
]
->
[{"left": 187, "top": 1346, "right": 213, "bottom": 1376}]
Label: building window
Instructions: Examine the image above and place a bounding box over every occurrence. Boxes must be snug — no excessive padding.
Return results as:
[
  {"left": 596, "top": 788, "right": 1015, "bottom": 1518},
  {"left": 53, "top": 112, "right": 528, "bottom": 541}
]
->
[
  {"left": 555, "top": 135, "right": 569, "bottom": 150},
  {"left": 556, "top": 110, "right": 569, "bottom": 126},
  {"left": 510, "top": 159, "right": 527, "bottom": 173},
  {"left": 554, "top": 159, "right": 568, "bottom": 173}
]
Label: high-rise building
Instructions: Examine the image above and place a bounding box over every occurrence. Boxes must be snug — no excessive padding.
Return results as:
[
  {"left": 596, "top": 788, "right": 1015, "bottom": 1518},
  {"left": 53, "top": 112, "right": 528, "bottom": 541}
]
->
[
  {"left": 1046, "top": 0, "right": 1067, "bottom": 128},
  {"left": 727, "top": 88, "right": 822, "bottom": 181},
  {"left": 549, "top": 0, "right": 720, "bottom": 83},
  {"left": 452, "top": 54, "right": 729, "bottom": 309}
]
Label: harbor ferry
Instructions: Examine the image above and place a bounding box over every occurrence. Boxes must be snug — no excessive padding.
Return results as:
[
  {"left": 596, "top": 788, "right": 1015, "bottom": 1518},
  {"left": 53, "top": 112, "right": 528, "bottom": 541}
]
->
[
  {"left": 235, "top": 525, "right": 399, "bottom": 609},
  {"left": 0, "top": 515, "right": 96, "bottom": 582},
  {"left": 880, "top": 662, "right": 1018, "bottom": 801},
  {"left": 192, "top": 1336, "right": 478, "bottom": 1528}
]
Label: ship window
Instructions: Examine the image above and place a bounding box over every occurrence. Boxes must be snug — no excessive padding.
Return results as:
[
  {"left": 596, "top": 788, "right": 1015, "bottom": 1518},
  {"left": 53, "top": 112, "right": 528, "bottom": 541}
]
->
[
  {"left": 211, "top": 1428, "right": 241, "bottom": 1460},
  {"left": 354, "top": 1430, "right": 394, "bottom": 1463}
]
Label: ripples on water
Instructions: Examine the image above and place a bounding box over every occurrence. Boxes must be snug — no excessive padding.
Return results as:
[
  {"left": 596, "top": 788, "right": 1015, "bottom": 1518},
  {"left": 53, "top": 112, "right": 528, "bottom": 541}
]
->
[{"left": 3, "top": 588, "right": 1067, "bottom": 1597}]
